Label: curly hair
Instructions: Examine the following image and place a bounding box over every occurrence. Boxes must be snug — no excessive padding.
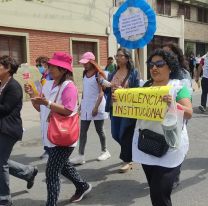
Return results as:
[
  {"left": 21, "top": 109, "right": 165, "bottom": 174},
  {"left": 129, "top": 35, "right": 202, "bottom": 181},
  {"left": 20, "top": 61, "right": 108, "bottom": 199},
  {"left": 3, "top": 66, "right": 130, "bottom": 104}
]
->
[
  {"left": 147, "top": 49, "right": 180, "bottom": 79},
  {"left": 0, "top": 55, "right": 19, "bottom": 75},
  {"left": 35, "top": 56, "right": 49, "bottom": 65},
  {"left": 162, "top": 42, "right": 188, "bottom": 70}
]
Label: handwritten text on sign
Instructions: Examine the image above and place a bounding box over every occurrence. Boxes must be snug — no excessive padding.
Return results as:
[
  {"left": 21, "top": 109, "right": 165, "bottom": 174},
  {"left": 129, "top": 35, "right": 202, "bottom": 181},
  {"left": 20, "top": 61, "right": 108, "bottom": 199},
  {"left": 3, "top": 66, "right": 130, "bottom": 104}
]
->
[
  {"left": 119, "top": 12, "right": 146, "bottom": 38},
  {"left": 113, "top": 86, "right": 171, "bottom": 121}
]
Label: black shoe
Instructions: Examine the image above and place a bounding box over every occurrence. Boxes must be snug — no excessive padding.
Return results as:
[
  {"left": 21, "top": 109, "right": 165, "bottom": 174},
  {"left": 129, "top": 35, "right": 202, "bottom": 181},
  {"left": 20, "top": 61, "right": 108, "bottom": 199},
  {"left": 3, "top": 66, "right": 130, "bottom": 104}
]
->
[
  {"left": 0, "top": 200, "right": 12, "bottom": 206},
  {"left": 70, "top": 183, "right": 92, "bottom": 203},
  {"left": 27, "top": 167, "right": 38, "bottom": 189}
]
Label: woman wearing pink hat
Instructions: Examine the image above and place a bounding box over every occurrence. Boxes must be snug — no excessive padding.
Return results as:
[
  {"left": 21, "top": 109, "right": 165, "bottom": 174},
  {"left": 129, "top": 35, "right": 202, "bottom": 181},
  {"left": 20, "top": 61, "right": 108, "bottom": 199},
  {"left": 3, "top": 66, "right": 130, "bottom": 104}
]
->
[
  {"left": 24, "top": 52, "right": 91, "bottom": 205},
  {"left": 70, "top": 52, "right": 111, "bottom": 165}
]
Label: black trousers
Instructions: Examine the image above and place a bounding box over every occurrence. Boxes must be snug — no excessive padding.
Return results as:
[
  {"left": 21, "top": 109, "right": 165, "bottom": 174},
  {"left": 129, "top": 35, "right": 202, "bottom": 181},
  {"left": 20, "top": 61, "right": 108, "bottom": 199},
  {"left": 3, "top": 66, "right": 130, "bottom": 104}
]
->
[
  {"left": 201, "top": 77, "right": 208, "bottom": 107},
  {"left": 142, "top": 164, "right": 181, "bottom": 206},
  {"left": 46, "top": 146, "right": 88, "bottom": 206}
]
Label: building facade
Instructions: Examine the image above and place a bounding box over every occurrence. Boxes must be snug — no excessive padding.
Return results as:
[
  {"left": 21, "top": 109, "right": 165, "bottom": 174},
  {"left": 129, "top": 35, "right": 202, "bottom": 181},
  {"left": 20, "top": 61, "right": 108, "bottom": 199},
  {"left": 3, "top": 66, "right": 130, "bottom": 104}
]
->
[
  {"left": 0, "top": 0, "right": 114, "bottom": 68},
  {"left": 139, "top": 0, "right": 208, "bottom": 79},
  {"left": 0, "top": 0, "right": 208, "bottom": 80}
]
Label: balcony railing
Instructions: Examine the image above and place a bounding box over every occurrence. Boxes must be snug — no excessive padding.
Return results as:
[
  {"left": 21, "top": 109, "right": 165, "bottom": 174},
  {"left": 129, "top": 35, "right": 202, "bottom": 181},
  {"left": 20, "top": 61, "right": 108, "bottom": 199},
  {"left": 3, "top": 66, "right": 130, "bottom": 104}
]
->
[{"left": 174, "top": 0, "right": 208, "bottom": 7}]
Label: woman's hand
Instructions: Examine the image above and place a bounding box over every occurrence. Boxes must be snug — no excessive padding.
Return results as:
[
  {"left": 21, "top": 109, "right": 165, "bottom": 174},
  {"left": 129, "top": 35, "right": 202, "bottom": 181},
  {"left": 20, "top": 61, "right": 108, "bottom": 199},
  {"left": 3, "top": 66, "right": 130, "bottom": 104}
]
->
[
  {"left": 92, "top": 107, "right": 98, "bottom": 117},
  {"left": 111, "top": 92, "right": 117, "bottom": 102},
  {"left": 163, "top": 95, "right": 173, "bottom": 106},
  {"left": 24, "top": 83, "right": 34, "bottom": 97},
  {"left": 31, "top": 96, "right": 48, "bottom": 106}
]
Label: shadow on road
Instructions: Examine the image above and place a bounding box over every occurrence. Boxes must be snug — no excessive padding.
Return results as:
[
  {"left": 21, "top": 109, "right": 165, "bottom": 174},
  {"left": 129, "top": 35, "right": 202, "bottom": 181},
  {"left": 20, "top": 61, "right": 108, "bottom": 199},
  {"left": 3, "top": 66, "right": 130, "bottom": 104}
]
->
[
  {"left": 59, "top": 180, "right": 149, "bottom": 206},
  {"left": 13, "top": 198, "right": 45, "bottom": 206},
  {"left": 193, "top": 106, "right": 208, "bottom": 116},
  {"left": 173, "top": 157, "right": 208, "bottom": 193}
]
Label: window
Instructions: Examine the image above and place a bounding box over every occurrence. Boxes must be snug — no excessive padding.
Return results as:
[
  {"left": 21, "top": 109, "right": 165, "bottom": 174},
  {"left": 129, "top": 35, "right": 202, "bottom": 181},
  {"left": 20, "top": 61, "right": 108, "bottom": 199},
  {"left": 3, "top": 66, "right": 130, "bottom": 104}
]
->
[
  {"left": 0, "top": 35, "right": 26, "bottom": 64},
  {"left": 114, "top": 0, "right": 125, "bottom": 7},
  {"left": 72, "top": 41, "right": 97, "bottom": 66},
  {"left": 197, "top": 7, "right": 208, "bottom": 23},
  {"left": 157, "top": 0, "right": 171, "bottom": 16},
  {"left": 178, "top": 4, "right": 190, "bottom": 20}
]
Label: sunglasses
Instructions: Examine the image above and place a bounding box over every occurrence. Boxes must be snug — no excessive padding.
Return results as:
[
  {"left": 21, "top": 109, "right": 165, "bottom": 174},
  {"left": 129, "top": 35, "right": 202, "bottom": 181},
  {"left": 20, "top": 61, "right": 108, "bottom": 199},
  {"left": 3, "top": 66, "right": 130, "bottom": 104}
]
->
[{"left": 147, "top": 60, "right": 166, "bottom": 69}]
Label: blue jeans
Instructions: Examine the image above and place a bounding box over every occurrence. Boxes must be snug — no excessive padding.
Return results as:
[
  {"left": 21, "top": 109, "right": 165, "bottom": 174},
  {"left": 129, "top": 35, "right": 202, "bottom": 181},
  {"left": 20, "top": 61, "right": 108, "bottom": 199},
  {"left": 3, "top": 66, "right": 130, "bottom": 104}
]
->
[
  {"left": 111, "top": 116, "right": 136, "bottom": 162},
  {"left": 8, "top": 160, "right": 35, "bottom": 182},
  {"left": 0, "top": 133, "right": 17, "bottom": 202}
]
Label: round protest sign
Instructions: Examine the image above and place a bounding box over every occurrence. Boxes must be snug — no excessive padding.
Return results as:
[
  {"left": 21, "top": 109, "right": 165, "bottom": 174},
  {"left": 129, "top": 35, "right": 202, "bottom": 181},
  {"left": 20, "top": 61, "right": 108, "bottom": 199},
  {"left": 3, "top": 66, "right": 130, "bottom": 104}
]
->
[{"left": 113, "top": 0, "right": 156, "bottom": 49}]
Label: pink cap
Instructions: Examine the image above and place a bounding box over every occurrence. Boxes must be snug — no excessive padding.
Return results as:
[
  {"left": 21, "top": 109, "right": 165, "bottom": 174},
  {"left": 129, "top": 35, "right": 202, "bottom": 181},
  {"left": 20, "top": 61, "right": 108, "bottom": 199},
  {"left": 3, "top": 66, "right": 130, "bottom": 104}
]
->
[
  {"left": 79, "top": 52, "right": 95, "bottom": 64},
  {"left": 48, "top": 52, "right": 73, "bottom": 72}
]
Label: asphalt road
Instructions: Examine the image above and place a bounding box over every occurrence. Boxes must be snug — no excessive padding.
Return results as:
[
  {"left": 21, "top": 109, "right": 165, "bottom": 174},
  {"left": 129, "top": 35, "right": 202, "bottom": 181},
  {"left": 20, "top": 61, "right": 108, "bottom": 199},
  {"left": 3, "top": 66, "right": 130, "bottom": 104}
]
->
[{"left": 10, "top": 90, "right": 208, "bottom": 206}]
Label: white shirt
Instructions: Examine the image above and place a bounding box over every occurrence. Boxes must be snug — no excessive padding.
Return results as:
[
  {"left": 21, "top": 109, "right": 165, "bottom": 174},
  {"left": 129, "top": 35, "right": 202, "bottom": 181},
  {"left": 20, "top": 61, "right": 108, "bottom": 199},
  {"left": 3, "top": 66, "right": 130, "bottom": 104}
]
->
[
  {"left": 80, "top": 75, "right": 108, "bottom": 120},
  {"left": 132, "top": 80, "right": 189, "bottom": 168},
  {"left": 40, "top": 80, "right": 77, "bottom": 148}
]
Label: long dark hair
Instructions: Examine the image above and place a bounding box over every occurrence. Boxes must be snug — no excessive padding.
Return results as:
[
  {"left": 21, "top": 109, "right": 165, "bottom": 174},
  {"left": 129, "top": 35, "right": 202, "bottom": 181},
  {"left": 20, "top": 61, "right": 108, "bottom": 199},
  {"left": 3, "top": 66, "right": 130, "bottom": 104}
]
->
[
  {"left": 57, "top": 67, "right": 74, "bottom": 85},
  {"left": 116, "top": 47, "right": 134, "bottom": 71}
]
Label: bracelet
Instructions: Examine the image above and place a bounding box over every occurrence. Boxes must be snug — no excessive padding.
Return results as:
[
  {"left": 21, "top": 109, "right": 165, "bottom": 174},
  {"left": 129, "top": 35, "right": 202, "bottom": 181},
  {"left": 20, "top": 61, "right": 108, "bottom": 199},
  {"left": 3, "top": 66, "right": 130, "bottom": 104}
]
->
[{"left": 47, "top": 100, "right": 52, "bottom": 109}]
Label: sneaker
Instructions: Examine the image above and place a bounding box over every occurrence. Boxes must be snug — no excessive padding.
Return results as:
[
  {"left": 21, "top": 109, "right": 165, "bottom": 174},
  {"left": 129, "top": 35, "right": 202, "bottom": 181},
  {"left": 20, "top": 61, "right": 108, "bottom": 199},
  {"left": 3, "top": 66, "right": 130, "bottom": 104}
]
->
[
  {"left": 70, "top": 155, "right": 85, "bottom": 165},
  {"left": 40, "top": 151, "right": 49, "bottom": 160},
  {"left": 199, "top": 105, "right": 206, "bottom": 112},
  {"left": 70, "top": 183, "right": 92, "bottom": 203},
  {"left": 97, "top": 150, "right": 111, "bottom": 161}
]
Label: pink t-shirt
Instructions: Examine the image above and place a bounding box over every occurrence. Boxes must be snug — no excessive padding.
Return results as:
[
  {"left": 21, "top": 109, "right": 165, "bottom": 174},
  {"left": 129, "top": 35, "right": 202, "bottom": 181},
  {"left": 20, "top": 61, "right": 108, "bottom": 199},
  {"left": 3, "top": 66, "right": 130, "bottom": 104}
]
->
[{"left": 61, "top": 82, "right": 78, "bottom": 112}]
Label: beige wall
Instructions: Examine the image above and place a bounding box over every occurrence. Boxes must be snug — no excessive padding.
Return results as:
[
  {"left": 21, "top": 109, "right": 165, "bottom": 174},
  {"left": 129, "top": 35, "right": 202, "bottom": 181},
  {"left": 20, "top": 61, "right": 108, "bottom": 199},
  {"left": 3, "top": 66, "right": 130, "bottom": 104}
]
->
[
  {"left": 0, "top": 0, "right": 112, "bottom": 36},
  {"left": 156, "top": 15, "right": 184, "bottom": 38},
  {"left": 185, "top": 21, "right": 208, "bottom": 42}
]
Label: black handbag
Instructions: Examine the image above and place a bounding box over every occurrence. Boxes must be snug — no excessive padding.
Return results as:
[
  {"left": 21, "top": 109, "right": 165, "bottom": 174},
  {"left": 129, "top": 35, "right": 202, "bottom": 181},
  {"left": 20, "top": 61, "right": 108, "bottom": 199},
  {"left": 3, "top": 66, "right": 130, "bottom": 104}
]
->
[{"left": 138, "top": 129, "right": 169, "bottom": 157}]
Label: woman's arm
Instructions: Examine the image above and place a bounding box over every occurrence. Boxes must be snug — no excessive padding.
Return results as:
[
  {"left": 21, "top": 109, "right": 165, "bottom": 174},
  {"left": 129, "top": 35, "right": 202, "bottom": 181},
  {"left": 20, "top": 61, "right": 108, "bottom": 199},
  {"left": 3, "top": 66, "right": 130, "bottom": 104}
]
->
[
  {"left": 31, "top": 97, "right": 72, "bottom": 116},
  {"left": 176, "top": 98, "right": 192, "bottom": 120},
  {"left": 92, "top": 84, "right": 104, "bottom": 117}
]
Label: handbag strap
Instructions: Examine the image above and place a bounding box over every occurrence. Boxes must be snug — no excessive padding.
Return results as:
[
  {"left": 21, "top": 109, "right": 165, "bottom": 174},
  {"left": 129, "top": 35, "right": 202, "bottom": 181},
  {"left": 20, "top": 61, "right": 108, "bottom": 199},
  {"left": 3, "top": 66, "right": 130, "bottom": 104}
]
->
[{"left": 47, "top": 85, "right": 61, "bottom": 121}]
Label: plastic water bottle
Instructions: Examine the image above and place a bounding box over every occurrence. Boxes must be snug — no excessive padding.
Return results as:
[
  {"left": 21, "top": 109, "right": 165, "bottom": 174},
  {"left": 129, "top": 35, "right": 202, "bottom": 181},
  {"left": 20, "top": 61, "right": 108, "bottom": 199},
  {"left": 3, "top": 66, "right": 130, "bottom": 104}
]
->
[{"left": 162, "top": 113, "right": 178, "bottom": 147}]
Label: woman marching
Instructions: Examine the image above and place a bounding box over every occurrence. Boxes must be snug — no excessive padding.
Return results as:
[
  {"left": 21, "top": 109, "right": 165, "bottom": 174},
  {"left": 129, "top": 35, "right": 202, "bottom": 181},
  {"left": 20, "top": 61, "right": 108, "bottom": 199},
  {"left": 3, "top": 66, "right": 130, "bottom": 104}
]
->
[
  {"left": 132, "top": 49, "right": 192, "bottom": 206},
  {"left": 105, "top": 47, "right": 140, "bottom": 173},
  {"left": 25, "top": 52, "right": 91, "bottom": 205}
]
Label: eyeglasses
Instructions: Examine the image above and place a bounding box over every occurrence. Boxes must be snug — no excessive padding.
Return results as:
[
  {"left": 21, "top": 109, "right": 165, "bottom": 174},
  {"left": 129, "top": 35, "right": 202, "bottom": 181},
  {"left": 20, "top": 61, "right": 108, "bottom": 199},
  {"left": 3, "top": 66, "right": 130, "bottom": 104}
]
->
[
  {"left": 36, "top": 64, "right": 41, "bottom": 67},
  {"left": 114, "top": 54, "right": 125, "bottom": 59},
  {"left": 147, "top": 60, "right": 166, "bottom": 69}
]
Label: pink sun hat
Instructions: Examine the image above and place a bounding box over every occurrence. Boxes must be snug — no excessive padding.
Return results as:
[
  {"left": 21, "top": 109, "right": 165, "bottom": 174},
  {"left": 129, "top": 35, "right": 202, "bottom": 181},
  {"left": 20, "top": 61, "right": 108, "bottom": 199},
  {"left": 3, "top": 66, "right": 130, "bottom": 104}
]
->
[
  {"left": 48, "top": 52, "right": 73, "bottom": 72},
  {"left": 79, "top": 52, "right": 95, "bottom": 64}
]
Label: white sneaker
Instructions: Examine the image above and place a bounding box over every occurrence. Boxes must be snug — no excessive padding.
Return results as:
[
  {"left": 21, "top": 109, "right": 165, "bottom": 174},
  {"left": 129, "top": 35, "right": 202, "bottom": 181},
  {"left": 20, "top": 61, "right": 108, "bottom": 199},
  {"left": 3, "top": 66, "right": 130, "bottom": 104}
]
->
[
  {"left": 97, "top": 150, "right": 111, "bottom": 161},
  {"left": 199, "top": 105, "right": 206, "bottom": 112},
  {"left": 70, "top": 155, "right": 85, "bottom": 165}
]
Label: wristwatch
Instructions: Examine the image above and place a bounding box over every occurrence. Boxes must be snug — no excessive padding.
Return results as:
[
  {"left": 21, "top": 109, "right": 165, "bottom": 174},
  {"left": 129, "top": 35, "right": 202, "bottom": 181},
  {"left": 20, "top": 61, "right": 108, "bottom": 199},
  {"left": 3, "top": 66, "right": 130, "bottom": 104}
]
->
[{"left": 47, "top": 100, "right": 52, "bottom": 109}]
